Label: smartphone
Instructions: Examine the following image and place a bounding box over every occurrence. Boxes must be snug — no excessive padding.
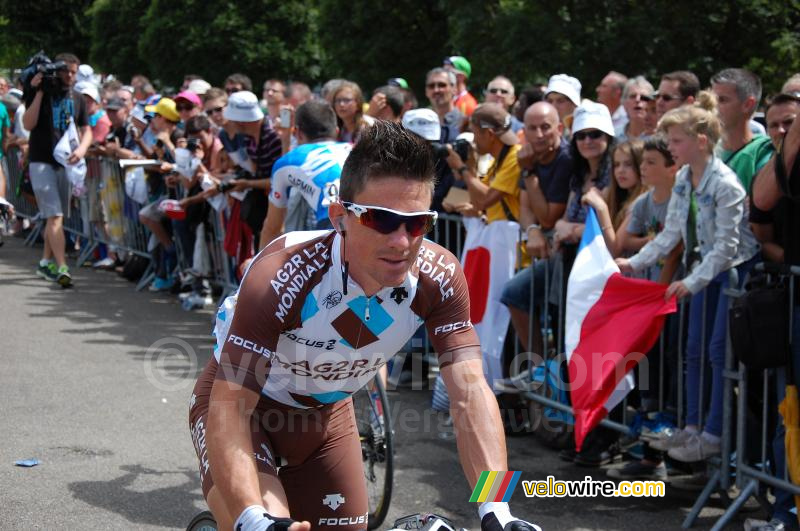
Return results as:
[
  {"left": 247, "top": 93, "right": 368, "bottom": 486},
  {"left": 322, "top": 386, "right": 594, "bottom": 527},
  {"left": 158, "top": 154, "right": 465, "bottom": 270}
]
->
[{"left": 280, "top": 107, "right": 292, "bottom": 128}]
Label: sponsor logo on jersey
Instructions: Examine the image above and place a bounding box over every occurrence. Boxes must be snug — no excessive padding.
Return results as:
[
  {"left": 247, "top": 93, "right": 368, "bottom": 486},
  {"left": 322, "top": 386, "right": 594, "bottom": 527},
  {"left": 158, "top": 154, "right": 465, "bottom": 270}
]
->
[
  {"left": 434, "top": 320, "right": 473, "bottom": 335},
  {"left": 417, "top": 245, "right": 457, "bottom": 301},
  {"left": 271, "top": 241, "right": 331, "bottom": 323},
  {"left": 322, "top": 493, "right": 346, "bottom": 511},
  {"left": 390, "top": 286, "right": 409, "bottom": 304},
  {"left": 322, "top": 290, "right": 343, "bottom": 309},
  {"left": 282, "top": 332, "right": 337, "bottom": 351},
  {"left": 271, "top": 352, "right": 385, "bottom": 380},
  {"left": 227, "top": 334, "right": 276, "bottom": 361},
  {"left": 318, "top": 513, "right": 368, "bottom": 526}
]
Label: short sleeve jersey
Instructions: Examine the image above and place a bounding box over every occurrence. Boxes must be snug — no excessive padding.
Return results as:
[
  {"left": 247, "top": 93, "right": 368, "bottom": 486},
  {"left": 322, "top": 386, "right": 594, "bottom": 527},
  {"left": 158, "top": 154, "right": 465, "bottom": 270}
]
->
[
  {"left": 483, "top": 143, "right": 521, "bottom": 223},
  {"left": 213, "top": 231, "right": 480, "bottom": 408},
  {"left": 269, "top": 141, "right": 352, "bottom": 224},
  {"left": 24, "top": 88, "right": 89, "bottom": 165}
]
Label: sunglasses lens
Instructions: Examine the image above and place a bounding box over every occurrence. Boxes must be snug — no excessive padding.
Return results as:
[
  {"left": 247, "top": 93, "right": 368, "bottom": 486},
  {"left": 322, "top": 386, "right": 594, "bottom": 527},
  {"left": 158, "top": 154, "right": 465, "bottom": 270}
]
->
[{"left": 355, "top": 207, "right": 434, "bottom": 237}]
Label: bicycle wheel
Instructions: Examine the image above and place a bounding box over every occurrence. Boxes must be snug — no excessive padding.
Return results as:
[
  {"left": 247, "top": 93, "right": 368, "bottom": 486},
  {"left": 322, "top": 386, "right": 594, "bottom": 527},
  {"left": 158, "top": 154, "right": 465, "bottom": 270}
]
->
[
  {"left": 352, "top": 375, "right": 394, "bottom": 530},
  {"left": 186, "top": 510, "right": 217, "bottom": 531}
]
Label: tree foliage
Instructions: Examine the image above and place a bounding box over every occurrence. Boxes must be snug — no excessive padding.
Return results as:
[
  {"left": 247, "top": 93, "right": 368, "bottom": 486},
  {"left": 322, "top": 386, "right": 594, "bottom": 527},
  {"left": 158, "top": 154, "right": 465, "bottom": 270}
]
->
[{"left": 87, "top": 0, "right": 150, "bottom": 82}]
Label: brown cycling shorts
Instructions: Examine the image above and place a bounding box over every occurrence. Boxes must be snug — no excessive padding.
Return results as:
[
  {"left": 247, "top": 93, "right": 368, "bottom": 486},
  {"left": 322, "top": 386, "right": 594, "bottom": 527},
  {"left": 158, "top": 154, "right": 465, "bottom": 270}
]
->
[{"left": 189, "top": 359, "right": 369, "bottom": 530}]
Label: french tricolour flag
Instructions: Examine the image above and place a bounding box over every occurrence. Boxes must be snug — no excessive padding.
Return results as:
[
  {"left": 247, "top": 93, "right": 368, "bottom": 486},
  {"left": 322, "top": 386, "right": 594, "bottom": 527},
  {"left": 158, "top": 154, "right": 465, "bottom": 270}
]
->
[{"left": 565, "top": 208, "right": 676, "bottom": 451}]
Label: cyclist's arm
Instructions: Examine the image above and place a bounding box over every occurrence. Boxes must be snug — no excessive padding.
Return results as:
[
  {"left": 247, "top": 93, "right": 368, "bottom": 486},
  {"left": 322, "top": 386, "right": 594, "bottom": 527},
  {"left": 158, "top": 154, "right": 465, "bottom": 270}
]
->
[
  {"left": 206, "top": 379, "right": 263, "bottom": 517},
  {"left": 441, "top": 354, "right": 507, "bottom": 487}
]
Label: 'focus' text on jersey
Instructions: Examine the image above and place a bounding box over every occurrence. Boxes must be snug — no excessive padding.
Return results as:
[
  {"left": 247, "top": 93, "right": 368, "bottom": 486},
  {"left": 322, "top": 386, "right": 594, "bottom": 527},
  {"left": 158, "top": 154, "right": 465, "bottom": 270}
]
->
[
  {"left": 212, "top": 231, "right": 479, "bottom": 408},
  {"left": 269, "top": 142, "right": 352, "bottom": 224}
]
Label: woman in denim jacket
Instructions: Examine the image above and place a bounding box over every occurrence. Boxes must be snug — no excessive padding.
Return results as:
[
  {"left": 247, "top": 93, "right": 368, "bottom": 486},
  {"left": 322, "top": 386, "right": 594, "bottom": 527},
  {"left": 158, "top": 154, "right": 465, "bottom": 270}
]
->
[{"left": 617, "top": 103, "right": 759, "bottom": 463}]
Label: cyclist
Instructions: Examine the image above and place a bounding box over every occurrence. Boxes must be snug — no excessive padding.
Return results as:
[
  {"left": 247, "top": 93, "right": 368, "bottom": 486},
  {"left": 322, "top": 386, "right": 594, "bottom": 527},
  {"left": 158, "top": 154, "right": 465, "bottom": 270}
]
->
[{"left": 189, "top": 121, "right": 540, "bottom": 531}]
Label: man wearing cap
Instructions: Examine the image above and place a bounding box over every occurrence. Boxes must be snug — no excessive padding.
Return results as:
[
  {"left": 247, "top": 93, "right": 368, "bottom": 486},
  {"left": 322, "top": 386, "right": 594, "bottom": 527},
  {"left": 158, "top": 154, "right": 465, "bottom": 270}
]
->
[
  {"left": 403, "top": 107, "right": 456, "bottom": 212},
  {"left": 544, "top": 74, "right": 582, "bottom": 135},
  {"left": 78, "top": 82, "right": 112, "bottom": 146},
  {"left": 224, "top": 90, "right": 282, "bottom": 248},
  {"left": 175, "top": 90, "right": 202, "bottom": 127},
  {"left": 445, "top": 55, "right": 477, "bottom": 117},
  {"left": 188, "top": 79, "right": 212, "bottom": 98},
  {"left": 484, "top": 76, "right": 522, "bottom": 133},
  {"left": 445, "top": 102, "right": 521, "bottom": 223},
  {"left": 615, "top": 76, "right": 654, "bottom": 142},
  {"left": 23, "top": 52, "right": 92, "bottom": 287},
  {"left": 101, "top": 96, "right": 136, "bottom": 158},
  {"left": 596, "top": 71, "right": 628, "bottom": 132}
]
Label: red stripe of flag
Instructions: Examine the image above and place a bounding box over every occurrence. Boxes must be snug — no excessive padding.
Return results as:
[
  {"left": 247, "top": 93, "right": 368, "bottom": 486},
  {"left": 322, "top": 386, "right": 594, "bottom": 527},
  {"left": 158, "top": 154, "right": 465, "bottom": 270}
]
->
[{"left": 493, "top": 471, "right": 514, "bottom": 502}]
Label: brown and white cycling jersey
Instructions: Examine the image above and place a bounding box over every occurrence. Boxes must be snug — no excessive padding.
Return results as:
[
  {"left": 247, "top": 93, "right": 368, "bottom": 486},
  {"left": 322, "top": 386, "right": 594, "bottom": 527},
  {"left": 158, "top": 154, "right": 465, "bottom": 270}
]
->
[{"left": 212, "top": 230, "right": 480, "bottom": 408}]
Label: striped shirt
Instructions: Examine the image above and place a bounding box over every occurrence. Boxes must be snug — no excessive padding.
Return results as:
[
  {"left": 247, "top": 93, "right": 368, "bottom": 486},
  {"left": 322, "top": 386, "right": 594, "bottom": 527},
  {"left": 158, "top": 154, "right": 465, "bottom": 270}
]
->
[{"left": 246, "top": 119, "right": 282, "bottom": 180}]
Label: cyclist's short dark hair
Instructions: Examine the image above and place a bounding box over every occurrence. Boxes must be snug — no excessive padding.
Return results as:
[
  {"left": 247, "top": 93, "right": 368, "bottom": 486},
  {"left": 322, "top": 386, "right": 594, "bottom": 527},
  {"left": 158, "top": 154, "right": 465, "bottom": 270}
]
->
[
  {"left": 295, "top": 101, "right": 337, "bottom": 141},
  {"left": 643, "top": 134, "right": 674, "bottom": 166},
  {"left": 339, "top": 120, "right": 436, "bottom": 203}
]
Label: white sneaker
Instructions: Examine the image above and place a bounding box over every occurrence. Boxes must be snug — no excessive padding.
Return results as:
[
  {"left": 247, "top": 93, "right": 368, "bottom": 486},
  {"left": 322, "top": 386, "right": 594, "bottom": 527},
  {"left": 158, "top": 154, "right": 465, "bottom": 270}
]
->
[
  {"left": 92, "top": 257, "right": 116, "bottom": 269},
  {"left": 668, "top": 434, "right": 721, "bottom": 462},
  {"left": 649, "top": 427, "right": 692, "bottom": 451}
]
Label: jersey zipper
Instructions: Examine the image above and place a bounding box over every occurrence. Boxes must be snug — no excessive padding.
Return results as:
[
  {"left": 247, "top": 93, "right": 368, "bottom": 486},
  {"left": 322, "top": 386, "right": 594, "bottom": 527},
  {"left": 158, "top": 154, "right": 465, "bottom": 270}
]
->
[{"left": 364, "top": 296, "right": 371, "bottom": 321}]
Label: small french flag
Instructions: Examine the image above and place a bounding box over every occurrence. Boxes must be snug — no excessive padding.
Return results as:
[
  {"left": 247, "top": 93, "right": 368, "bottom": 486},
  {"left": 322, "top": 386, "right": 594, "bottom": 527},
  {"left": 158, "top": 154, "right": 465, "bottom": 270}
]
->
[{"left": 565, "top": 208, "right": 676, "bottom": 451}]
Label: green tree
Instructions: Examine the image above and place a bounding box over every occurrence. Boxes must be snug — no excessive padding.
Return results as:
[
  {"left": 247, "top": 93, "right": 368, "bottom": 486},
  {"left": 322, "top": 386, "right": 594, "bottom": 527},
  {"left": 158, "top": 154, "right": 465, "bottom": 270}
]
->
[
  {"left": 136, "top": 0, "right": 323, "bottom": 88},
  {"left": 0, "top": 0, "right": 93, "bottom": 71},
  {"left": 316, "top": 0, "right": 450, "bottom": 97},
  {"left": 87, "top": 0, "right": 150, "bottom": 82}
]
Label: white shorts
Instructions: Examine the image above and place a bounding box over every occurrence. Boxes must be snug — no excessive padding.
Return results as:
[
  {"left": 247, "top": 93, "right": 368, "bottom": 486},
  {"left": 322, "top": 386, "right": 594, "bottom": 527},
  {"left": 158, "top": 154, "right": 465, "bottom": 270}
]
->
[{"left": 29, "top": 162, "right": 71, "bottom": 218}]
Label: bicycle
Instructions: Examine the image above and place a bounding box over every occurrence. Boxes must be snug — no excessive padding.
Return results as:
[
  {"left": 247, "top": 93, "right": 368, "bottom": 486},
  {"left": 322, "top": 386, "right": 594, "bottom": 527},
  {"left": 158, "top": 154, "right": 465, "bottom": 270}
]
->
[
  {"left": 186, "top": 375, "right": 394, "bottom": 531},
  {"left": 352, "top": 374, "right": 395, "bottom": 530}
]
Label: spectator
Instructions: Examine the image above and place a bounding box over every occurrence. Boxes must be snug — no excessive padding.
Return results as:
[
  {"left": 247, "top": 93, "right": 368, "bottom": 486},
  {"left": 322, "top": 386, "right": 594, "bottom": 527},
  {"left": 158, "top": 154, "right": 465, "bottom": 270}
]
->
[
  {"left": 765, "top": 93, "right": 800, "bottom": 149},
  {"left": 188, "top": 79, "right": 211, "bottom": 99},
  {"left": 781, "top": 73, "right": 800, "bottom": 94},
  {"left": 484, "top": 76, "right": 522, "bottom": 133},
  {"left": 261, "top": 100, "right": 351, "bottom": 245},
  {"left": 581, "top": 139, "right": 647, "bottom": 257},
  {"left": 402, "top": 108, "right": 453, "bottom": 213},
  {"left": 502, "top": 101, "right": 572, "bottom": 351},
  {"left": 223, "top": 90, "right": 282, "bottom": 249},
  {"left": 618, "top": 103, "right": 759, "bottom": 463},
  {"left": 711, "top": 68, "right": 774, "bottom": 193},
  {"left": 175, "top": 90, "right": 202, "bottom": 126},
  {"left": 643, "top": 97, "right": 658, "bottom": 137},
  {"left": 596, "top": 70, "right": 629, "bottom": 132},
  {"left": 287, "top": 81, "right": 312, "bottom": 108},
  {"left": 444, "top": 55, "right": 477, "bottom": 117},
  {"left": 752, "top": 92, "right": 800, "bottom": 531},
  {"left": 100, "top": 78, "right": 122, "bottom": 104},
  {"left": 655, "top": 70, "right": 699, "bottom": 119},
  {"left": 445, "top": 102, "right": 521, "bottom": 223},
  {"left": 0, "top": 87, "right": 12, "bottom": 208},
  {"left": 77, "top": 82, "right": 112, "bottom": 145},
  {"left": 332, "top": 81, "right": 372, "bottom": 144},
  {"left": 365, "top": 85, "right": 405, "bottom": 122},
  {"left": 99, "top": 97, "right": 134, "bottom": 158},
  {"left": 224, "top": 73, "right": 252, "bottom": 94},
  {"left": 0, "top": 76, "right": 9, "bottom": 96},
  {"left": 182, "top": 74, "right": 202, "bottom": 91},
  {"left": 425, "top": 67, "right": 463, "bottom": 141},
  {"left": 131, "top": 75, "right": 156, "bottom": 103},
  {"left": 185, "top": 114, "right": 224, "bottom": 175},
  {"left": 23, "top": 52, "right": 92, "bottom": 287},
  {"left": 616, "top": 76, "right": 654, "bottom": 141},
  {"left": 544, "top": 74, "right": 582, "bottom": 136},
  {"left": 262, "top": 79, "right": 287, "bottom": 121},
  {"left": 116, "top": 87, "right": 135, "bottom": 111},
  {"left": 320, "top": 78, "right": 346, "bottom": 104},
  {"left": 203, "top": 87, "right": 228, "bottom": 132}
]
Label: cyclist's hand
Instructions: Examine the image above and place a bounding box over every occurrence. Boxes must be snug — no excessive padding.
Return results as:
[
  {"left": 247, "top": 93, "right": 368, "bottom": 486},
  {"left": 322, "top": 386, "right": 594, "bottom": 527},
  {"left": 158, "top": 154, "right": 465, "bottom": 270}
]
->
[
  {"left": 480, "top": 504, "right": 542, "bottom": 531},
  {"left": 234, "top": 506, "right": 311, "bottom": 531}
]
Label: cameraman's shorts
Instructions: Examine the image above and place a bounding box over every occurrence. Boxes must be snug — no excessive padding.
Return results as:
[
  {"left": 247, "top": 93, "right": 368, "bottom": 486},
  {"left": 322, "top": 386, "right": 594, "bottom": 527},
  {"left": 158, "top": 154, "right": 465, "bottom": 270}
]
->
[
  {"left": 189, "top": 359, "right": 369, "bottom": 531},
  {"left": 30, "top": 162, "right": 70, "bottom": 218}
]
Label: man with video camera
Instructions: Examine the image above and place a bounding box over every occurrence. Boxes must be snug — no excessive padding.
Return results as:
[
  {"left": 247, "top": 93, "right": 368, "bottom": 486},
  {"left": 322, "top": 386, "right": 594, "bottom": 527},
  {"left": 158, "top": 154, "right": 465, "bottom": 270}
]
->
[{"left": 22, "top": 52, "right": 92, "bottom": 287}]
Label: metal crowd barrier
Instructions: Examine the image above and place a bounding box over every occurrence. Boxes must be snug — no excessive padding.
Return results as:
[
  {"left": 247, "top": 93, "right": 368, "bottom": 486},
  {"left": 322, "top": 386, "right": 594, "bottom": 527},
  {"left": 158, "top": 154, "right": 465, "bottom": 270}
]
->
[{"left": 2, "top": 147, "right": 45, "bottom": 245}]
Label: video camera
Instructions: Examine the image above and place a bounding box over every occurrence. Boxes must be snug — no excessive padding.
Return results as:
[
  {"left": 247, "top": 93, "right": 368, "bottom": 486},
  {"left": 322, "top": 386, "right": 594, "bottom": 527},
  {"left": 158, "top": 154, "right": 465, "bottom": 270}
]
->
[{"left": 19, "top": 51, "right": 68, "bottom": 96}]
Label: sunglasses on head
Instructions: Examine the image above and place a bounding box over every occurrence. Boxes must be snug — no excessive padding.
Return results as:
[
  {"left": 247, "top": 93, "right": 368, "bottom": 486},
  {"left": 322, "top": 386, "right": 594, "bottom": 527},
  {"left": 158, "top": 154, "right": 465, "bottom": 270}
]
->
[
  {"left": 342, "top": 202, "right": 437, "bottom": 237},
  {"left": 573, "top": 129, "right": 605, "bottom": 141}
]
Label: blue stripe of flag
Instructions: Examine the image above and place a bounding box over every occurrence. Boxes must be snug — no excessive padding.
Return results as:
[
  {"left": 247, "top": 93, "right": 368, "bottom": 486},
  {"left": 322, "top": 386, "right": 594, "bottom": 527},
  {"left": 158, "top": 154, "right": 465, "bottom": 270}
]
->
[{"left": 501, "top": 471, "right": 522, "bottom": 502}]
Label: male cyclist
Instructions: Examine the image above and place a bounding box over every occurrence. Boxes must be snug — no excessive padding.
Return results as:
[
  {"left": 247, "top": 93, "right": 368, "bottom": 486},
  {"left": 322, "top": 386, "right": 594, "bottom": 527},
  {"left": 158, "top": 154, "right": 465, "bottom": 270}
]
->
[{"left": 190, "top": 121, "right": 539, "bottom": 531}]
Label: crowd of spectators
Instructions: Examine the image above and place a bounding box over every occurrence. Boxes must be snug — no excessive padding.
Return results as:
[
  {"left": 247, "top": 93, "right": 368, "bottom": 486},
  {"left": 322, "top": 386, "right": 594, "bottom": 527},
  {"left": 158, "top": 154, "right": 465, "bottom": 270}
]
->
[{"left": 2, "top": 53, "right": 799, "bottom": 531}]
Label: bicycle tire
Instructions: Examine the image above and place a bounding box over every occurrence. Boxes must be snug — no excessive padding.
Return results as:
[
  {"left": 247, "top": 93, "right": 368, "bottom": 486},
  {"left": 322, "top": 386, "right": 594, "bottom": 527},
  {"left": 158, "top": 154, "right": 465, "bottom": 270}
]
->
[
  {"left": 352, "top": 375, "right": 394, "bottom": 530},
  {"left": 186, "top": 510, "right": 217, "bottom": 531}
]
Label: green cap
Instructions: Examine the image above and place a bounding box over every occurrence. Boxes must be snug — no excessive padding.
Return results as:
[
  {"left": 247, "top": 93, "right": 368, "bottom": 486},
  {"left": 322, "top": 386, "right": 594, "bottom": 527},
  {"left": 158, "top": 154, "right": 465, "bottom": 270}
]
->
[
  {"left": 387, "top": 77, "right": 409, "bottom": 89},
  {"left": 445, "top": 56, "right": 471, "bottom": 79}
]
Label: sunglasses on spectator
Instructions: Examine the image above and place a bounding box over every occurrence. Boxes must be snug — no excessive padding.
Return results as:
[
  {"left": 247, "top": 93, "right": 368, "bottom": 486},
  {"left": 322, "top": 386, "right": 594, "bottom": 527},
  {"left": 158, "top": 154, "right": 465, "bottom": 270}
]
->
[
  {"left": 486, "top": 87, "right": 510, "bottom": 95},
  {"left": 656, "top": 93, "right": 680, "bottom": 102},
  {"left": 205, "top": 106, "right": 224, "bottom": 114},
  {"left": 335, "top": 97, "right": 355, "bottom": 105},
  {"left": 426, "top": 82, "right": 448, "bottom": 89},
  {"left": 343, "top": 202, "right": 438, "bottom": 237},
  {"left": 573, "top": 130, "right": 605, "bottom": 141},
  {"left": 176, "top": 103, "right": 196, "bottom": 111},
  {"left": 225, "top": 87, "right": 241, "bottom": 95}
]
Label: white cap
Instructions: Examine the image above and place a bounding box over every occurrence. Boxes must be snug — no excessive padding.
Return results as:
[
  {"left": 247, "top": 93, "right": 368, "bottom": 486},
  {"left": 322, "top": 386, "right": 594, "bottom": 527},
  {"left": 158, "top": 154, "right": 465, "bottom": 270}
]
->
[
  {"left": 545, "top": 74, "right": 582, "bottom": 107},
  {"left": 224, "top": 91, "right": 264, "bottom": 122},
  {"left": 188, "top": 79, "right": 211, "bottom": 95},
  {"left": 76, "top": 81, "right": 100, "bottom": 104},
  {"left": 572, "top": 100, "right": 615, "bottom": 137},
  {"left": 77, "top": 64, "right": 95, "bottom": 84},
  {"left": 402, "top": 108, "right": 441, "bottom": 141}
]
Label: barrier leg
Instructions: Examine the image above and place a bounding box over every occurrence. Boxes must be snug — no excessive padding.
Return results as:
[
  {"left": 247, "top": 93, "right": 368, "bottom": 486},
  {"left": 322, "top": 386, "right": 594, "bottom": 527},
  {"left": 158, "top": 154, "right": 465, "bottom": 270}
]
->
[
  {"left": 709, "top": 478, "right": 758, "bottom": 531},
  {"left": 682, "top": 468, "right": 721, "bottom": 528}
]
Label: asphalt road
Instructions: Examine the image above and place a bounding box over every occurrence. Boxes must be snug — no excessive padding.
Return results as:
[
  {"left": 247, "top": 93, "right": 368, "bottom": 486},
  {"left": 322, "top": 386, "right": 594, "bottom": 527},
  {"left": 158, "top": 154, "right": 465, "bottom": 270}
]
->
[{"left": 0, "top": 236, "right": 757, "bottom": 530}]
